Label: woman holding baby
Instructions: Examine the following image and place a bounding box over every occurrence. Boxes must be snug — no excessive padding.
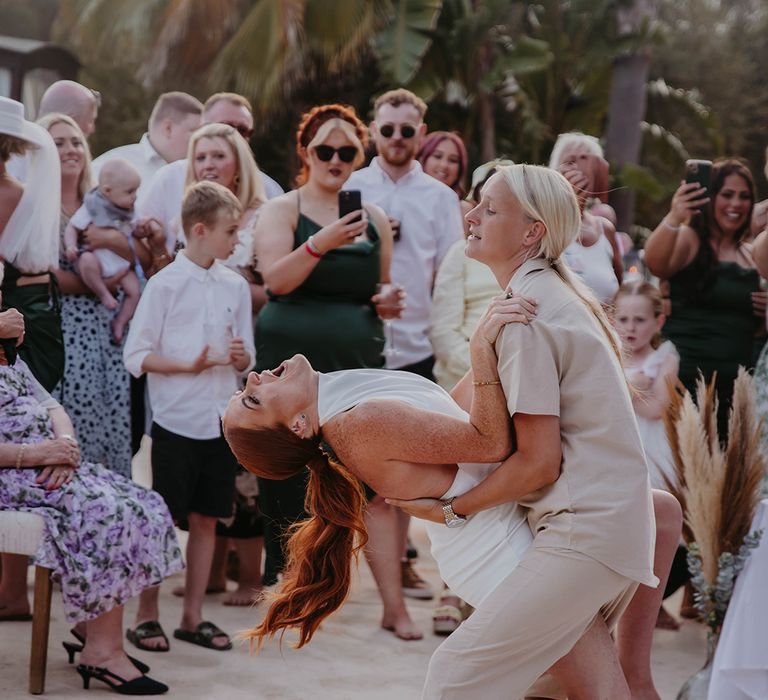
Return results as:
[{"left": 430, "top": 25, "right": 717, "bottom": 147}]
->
[{"left": 39, "top": 113, "right": 134, "bottom": 477}]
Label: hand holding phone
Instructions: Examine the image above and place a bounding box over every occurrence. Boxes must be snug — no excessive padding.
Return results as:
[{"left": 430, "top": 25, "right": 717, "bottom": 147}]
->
[
  {"left": 683, "top": 159, "right": 712, "bottom": 216},
  {"left": 339, "top": 190, "right": 363, "bottom": 222},
  {"left": 667, "top": 161, "right": 711, "bottom": 226}
]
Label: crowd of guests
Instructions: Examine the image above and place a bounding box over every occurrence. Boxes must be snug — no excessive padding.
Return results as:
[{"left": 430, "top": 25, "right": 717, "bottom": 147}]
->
[{"left": 1, "top": 77, "right": 767, "bottom": 695}]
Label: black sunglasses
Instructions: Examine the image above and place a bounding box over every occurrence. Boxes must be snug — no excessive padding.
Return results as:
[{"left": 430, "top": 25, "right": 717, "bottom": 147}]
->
[
  {"left": 378, "top": 123, "right": 417, "bottom": 139},
  {"left": 314, "top": 145, "right": 358, "bottom": 163},
  {"left": 222, "top": 121, "right": 253, "bottom": 140}
]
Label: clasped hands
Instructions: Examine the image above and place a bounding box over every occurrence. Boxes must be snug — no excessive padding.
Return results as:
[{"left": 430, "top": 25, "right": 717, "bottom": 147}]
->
[{"left": 35, "top": 435, "right": 80, "bottom": 491}]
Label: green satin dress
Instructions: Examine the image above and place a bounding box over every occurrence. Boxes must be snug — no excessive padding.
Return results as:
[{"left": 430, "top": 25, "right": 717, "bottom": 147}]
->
[
  {"left": 256, "top": 215, "right": 384, "bottom": 372},
  {"left": 254, "top": 208, "right": 384, "bottom": 583}
]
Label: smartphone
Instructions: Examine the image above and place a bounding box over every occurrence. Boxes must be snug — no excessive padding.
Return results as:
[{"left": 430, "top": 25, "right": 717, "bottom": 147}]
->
[
  {"left": 339, "top": 190, "right": 363, "bottom": 222},
  {"left": 685, "top": 159, "right": 712, "bottom": 197}
]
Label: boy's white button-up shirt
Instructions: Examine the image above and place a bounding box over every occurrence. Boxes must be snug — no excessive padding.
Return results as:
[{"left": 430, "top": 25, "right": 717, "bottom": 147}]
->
[
  {"left": 345, "top": 158, "right": 463, "bottom": 369},
  {"left": 123, "top": 251, "right": 255, "bottom": 440}
]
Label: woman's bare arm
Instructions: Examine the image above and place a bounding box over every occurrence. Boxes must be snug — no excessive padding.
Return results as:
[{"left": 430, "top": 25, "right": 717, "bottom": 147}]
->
[{"left": 388, "top": 413, "right": 562, "bottom": 519}]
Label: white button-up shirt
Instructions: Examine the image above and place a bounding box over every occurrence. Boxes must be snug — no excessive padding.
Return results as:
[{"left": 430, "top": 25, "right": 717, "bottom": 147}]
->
[
  {"left": 136, "top": 159, "right": 284, "bottom": 252},
  {"left": 91, "top": 133, "right": 168, "bottom": 197},
  {"left": 346, "top": 158, "right": 463, "bottom": 368},
  {"left": 123, "top": 251, "right": 255, "bottom": 439}
]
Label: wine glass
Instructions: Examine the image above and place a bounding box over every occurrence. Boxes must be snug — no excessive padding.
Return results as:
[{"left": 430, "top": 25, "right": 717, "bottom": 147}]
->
[{"left": 375, "top": 283, "right": 401, "bottom": 361}]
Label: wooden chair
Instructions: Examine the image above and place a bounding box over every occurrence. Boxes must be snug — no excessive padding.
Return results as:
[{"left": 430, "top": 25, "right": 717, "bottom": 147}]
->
[{"left": 0, "top": 511, "right": 52, "bottom": 694}]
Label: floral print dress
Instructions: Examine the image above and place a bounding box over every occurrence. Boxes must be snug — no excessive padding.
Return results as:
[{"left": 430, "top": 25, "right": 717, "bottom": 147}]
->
[{"left": 0, "top": 360, "right": 184, "bottom": 623}]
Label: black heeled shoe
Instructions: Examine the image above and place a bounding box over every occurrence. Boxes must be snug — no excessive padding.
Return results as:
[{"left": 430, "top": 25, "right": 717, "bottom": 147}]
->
[
  {"left": 75, "top": 664, "right": 168, "bottom": 695},
  {"left": 63, "top": 641, "right": 150, "bottom": 674}
]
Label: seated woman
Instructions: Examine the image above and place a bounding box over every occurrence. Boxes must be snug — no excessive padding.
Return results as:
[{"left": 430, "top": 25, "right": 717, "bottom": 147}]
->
[{"left": 0, "top": 298, "right": 183, "bottom": 695}]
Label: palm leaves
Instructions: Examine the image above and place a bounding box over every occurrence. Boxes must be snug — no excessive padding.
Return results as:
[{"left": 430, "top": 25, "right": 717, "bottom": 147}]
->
[{"left": 54, "top": 0, "right": 447, "bottom": 115}]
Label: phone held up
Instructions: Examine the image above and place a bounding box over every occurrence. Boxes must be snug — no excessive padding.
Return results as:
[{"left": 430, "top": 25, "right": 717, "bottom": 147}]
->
[
  {"left": 338, "top": 190, "right": 363, "bottom": 223},
  {"left": 685, "top": 159, "right": 712, "bottom": 213}
]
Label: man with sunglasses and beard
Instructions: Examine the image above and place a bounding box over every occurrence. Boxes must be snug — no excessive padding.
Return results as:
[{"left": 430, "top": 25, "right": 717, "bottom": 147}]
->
[{"left": 346, "top": 88, "right": 464, "bottom": 607}]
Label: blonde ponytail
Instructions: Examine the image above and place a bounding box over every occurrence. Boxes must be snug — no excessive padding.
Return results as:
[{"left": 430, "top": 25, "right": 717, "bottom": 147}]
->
[{"left": 497, "top": 164, "right": 622, "bottom": 364}]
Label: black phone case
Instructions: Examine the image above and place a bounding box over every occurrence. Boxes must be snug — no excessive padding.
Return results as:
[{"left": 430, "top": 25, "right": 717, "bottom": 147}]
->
[
  {"left": 685, "top": 159, "right": 712, "bottom": 193},
  {"left": 339, "top": 190, "right": 362, "bottom": 221}
]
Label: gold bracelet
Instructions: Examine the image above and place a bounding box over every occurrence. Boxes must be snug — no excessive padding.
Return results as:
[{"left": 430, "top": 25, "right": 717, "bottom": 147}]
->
[
  {"left": 16, "top": 443, "right": 26, "bottom": 468},
  {"left": 473, "top": 379, "right": 502, "bottom": 386}
]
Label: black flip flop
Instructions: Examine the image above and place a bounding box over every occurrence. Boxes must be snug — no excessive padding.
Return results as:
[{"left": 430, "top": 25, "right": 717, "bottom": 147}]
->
[
  {"left": 126, "top": 620, "right": 170, "bottom": 652},
  {"left": 173, "top": 621, "right": 232, "bottom": 651}
]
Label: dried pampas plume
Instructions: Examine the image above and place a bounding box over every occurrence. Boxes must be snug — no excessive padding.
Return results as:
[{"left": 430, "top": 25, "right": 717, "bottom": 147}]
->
[{"left": 665, "top": 369, "right": 766, "bottom": 588}]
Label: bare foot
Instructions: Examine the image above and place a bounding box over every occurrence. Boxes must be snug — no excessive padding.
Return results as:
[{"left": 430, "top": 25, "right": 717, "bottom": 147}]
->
[
  {"left": 111, "top": 319, "right": 126, "bottom": 345},
  {"left": 223, "top": 586, "right": 263, "bottom": 606},
  {"left": 99, "top": 291, "right": 119, "bottom": 311},
  {"left": 382, "top": 613, "right": 423, "bottom": 641}
]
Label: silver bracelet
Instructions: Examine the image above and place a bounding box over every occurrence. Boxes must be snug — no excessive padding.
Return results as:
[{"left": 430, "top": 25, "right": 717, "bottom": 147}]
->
[
  {"left": 662, "top": 217, "right": 681, "bottom": 232},
  {"left": 306, "top": 235, "right": 324, "bottom": 256}
]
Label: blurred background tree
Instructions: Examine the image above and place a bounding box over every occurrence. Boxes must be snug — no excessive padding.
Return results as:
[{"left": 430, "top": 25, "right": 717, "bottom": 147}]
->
[{"left": 2, "top": 0, "right": 767, "bottom": 230}]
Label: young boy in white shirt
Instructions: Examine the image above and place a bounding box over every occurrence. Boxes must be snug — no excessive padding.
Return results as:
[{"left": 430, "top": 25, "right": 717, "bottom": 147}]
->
[{"left": 123, "top": 180, "right": 255, "bottom": 652}]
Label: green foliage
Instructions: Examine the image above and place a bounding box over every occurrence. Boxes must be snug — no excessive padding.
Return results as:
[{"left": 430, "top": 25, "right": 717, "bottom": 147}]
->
[
  {"left": 374, "top": 0, "right": 443, "bottom": 84},
  {"left": 7, "top": 0, "right": 768, "bottom": 228}
]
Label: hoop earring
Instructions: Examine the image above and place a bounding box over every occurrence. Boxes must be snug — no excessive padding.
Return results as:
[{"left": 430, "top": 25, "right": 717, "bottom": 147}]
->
[{"left": 233, "top": 173, "right": 241, "bottom": 190}]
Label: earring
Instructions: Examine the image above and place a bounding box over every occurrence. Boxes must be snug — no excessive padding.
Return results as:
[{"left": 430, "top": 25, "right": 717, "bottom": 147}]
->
[{"left": 300, "top": 413, "right": 306, "bottom": 421}]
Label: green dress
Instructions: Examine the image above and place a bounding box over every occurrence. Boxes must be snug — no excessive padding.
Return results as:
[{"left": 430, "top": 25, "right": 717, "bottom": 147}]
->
[
  {"left": 256, "top": 215, "right": 384, "bottom": 372},
  {"left": 664, "top": 260, "right": 759, "bottom": 435},
  {"left": 254, "top": 207, "right": 384, "bottom": 583},
  {"left": 0, "top": 261, "right": 64, "bottom": 392}
]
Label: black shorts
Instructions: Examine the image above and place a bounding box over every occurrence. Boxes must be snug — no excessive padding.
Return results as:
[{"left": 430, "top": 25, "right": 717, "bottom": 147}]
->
[{"left": 150, "top": 422, "right": 237, "bottom": 522}]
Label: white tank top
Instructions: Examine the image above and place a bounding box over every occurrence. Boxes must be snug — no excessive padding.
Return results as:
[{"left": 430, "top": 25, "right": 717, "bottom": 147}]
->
[
  {"left": 317, "top": 369, "right": 532, "bottom": 607},
  {"left": 563, "top": 220, "right": 619, "bottom": 304}
]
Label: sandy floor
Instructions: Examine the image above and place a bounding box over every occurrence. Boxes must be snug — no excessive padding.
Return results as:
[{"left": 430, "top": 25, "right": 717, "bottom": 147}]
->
[{"left": 0, "top": 441, "right": 708, "bottom": 699}]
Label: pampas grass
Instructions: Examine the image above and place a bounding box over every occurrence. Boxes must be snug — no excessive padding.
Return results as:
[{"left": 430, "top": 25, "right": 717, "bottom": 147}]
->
[{"left": 665, "top": 368, "right": 766, "bottom": 628}]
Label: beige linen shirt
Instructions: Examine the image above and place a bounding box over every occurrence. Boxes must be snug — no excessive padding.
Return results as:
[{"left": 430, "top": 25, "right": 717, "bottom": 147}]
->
[{"left": 496, "top": 257, "right": 657, "bottom": 587}]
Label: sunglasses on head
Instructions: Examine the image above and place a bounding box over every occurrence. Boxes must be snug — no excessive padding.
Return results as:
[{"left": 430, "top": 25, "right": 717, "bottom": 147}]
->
[
  {"left": 314, "top": 145, "right": 358, "bottom": 163},
  {"left": 222, "top": 122, "right": 253, "bottom": 140},
  {"left": 378, "top": 123, "right": 417, "bottom": 139}
]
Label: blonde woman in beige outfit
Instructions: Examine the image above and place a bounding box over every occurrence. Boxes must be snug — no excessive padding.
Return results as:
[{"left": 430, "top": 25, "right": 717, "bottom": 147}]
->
[{"left": 392, "top": 164, "right": 657, "bottom": 699}]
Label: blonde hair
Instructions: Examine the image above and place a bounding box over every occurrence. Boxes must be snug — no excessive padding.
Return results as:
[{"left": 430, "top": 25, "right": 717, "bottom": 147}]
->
[
  {"left": 613, "top": 281, "right": 665, "bottom": 350},
  {"left": 185, "top": 123, "right": 265, "bottom": 211},
  {"left": 37, "top": 112, "right": 93, "bottom": 200},
  {"left": 306, "top": 118, "right": 366, "bottom": 168},
  {"left": 181, "top": 180, "right": 242, "bottom": 234},
  {"left": 498, "top": 163, "right": 622, "bottom": 363},
  {"left": 548, "top": 132, "right": 604, "bottom": 169}
]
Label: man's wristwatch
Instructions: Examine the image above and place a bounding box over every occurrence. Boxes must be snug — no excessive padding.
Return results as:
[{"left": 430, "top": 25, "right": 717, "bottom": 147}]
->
[{"left": 441, "top": 498, "right": 468, "bottom": 528}]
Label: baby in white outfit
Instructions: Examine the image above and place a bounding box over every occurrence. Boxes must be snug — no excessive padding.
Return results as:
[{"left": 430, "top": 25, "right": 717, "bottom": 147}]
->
[{"left": 64, "top": 158, "right": 141, "bottom": 343}]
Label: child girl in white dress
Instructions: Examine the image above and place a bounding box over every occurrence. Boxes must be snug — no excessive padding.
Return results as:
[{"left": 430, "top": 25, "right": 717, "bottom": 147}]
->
[{"left": 613, "top": 281, "right": 679, "bottom": 491}]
